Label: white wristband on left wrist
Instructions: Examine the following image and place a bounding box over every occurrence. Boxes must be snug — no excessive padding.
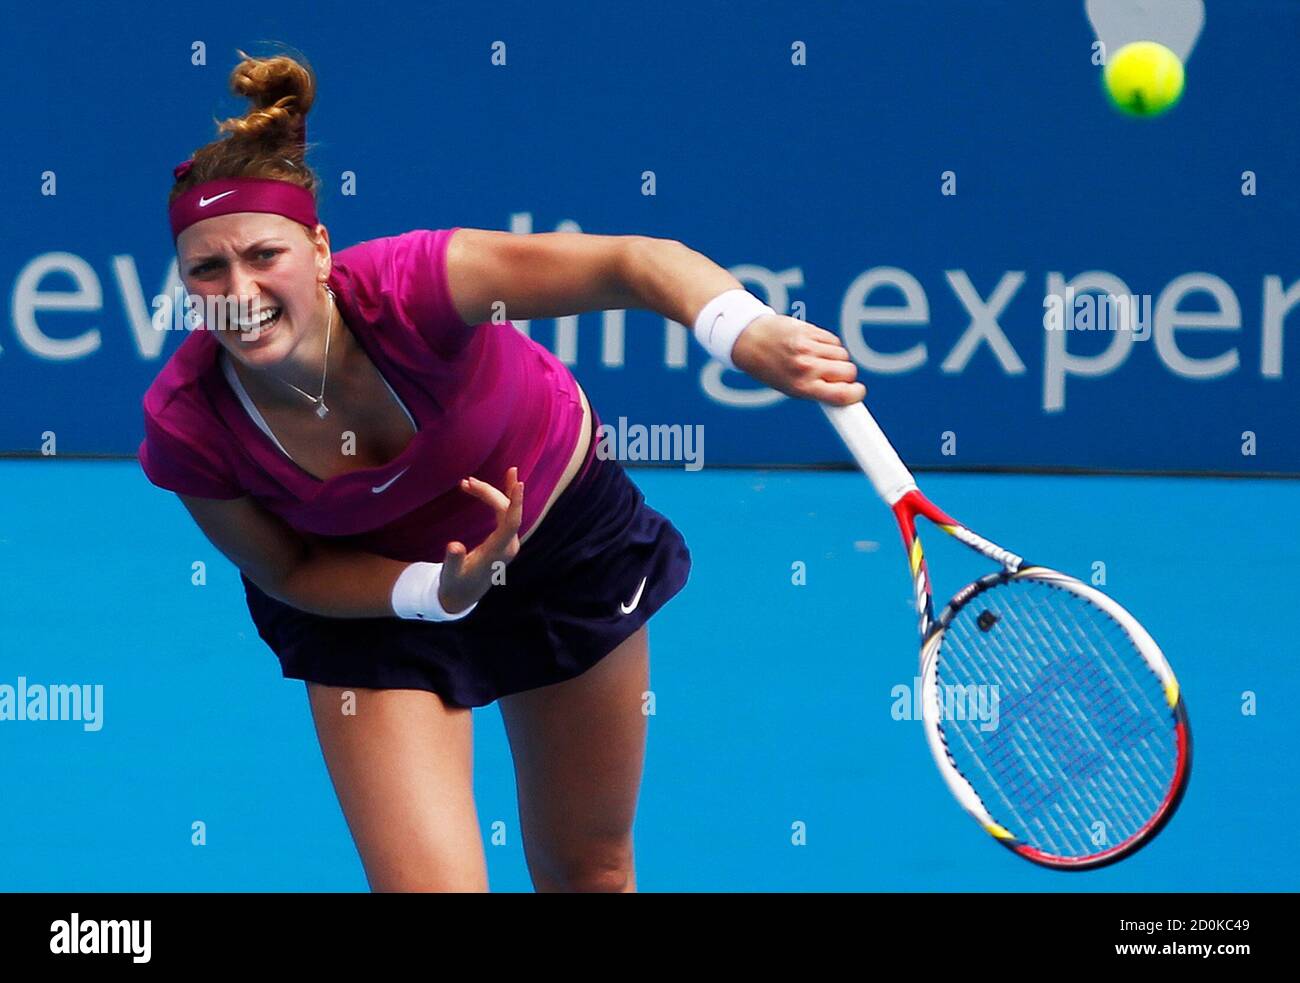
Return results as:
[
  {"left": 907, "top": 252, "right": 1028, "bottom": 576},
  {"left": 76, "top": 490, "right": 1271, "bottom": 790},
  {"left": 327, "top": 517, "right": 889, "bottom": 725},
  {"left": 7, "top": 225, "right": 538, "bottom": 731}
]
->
[{"left": 390, "top": 561, "right": 477, "bottom": 622}]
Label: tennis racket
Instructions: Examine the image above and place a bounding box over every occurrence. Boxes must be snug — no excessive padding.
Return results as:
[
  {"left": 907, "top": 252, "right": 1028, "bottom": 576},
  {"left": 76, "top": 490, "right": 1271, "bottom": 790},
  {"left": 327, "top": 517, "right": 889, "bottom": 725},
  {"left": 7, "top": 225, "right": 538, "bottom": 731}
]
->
[{"left": 823, "top": 400, "right": 1191, "bottom": 870}]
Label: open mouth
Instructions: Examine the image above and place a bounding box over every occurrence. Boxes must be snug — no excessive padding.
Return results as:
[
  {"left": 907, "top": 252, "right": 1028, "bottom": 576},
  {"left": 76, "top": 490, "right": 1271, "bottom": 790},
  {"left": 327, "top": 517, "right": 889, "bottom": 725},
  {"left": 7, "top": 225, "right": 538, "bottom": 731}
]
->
[{"left": 234, "top": 306, "right": 283, "bottom": 335}]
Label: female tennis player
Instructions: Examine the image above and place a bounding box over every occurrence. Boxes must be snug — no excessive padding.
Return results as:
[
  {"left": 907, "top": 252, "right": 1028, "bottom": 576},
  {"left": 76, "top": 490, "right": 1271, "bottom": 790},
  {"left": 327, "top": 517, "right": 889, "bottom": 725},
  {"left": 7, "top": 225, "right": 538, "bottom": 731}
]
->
[{"left": 140, "top": 49, "right": 865, "bottom": 892}]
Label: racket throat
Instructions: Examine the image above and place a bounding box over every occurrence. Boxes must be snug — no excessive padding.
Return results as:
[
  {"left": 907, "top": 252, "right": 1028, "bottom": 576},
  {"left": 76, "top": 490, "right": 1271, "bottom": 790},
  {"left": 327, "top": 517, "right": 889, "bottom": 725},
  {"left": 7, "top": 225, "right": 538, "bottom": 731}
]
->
[
  {"left": 902, "top": 532, "right": 939, "bottom": 639},
  {"left": 947, "top": 525, "right": 1024, "bottom": 572}
]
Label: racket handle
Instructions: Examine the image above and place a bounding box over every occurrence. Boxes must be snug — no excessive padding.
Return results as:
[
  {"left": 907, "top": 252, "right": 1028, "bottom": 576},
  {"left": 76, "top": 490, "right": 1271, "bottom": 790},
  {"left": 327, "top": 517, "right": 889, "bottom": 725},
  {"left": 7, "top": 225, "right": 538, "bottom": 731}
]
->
[{"left": 821, "top": 401, "right": 918, "bottom": 505}]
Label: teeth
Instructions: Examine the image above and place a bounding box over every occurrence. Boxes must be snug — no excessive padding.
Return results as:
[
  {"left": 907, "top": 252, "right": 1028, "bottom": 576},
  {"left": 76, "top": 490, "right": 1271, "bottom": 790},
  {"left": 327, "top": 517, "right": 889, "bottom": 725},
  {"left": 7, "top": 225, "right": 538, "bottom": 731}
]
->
[{"left": 235, "top": 307, "right": 280, "bottom": 329}]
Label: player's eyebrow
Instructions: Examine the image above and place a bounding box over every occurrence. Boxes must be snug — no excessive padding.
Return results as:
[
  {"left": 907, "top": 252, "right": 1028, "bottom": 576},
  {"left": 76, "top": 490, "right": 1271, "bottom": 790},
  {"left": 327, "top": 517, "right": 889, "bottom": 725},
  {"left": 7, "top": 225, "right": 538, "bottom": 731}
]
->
[{"left": 185, "top": 239, "right": 286, "bottom": 269}]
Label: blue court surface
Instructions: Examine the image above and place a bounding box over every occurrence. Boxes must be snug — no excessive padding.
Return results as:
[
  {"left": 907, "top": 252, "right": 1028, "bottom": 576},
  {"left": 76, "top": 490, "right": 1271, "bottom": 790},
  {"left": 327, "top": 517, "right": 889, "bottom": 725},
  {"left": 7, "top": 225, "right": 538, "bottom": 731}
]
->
[{"left": 2, "top": 458, "right": 1295, "bottom": 891}]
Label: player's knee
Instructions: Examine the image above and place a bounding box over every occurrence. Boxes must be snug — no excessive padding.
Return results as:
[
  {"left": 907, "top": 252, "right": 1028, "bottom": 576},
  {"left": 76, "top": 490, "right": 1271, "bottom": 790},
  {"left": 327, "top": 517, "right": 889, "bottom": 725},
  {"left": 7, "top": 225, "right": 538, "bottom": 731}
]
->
[
  {"left": 531, "top": 840, "right": 634, "bottom": 893},
  {"left": 369, "top": 868, "right": 489, "bottom": 893}
]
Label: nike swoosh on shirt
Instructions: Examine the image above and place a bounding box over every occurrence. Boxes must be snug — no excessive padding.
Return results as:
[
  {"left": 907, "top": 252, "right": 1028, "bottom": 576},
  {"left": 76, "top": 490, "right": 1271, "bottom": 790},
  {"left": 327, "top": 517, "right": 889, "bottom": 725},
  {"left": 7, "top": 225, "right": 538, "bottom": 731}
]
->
[
  {"left": 198, "top": 190, "right": 238, "bottom": 207},
  {"left": 371, "top": 467, "right": 410, "bottom": 494},
  {"left": 619, "top": 576, "right": 649, "bottom": 615}
]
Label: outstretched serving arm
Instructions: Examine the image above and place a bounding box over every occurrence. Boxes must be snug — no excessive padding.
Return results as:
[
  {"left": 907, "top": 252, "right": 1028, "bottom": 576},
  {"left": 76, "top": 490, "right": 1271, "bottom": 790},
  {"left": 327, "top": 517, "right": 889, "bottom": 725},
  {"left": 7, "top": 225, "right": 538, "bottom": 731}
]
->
[{"left": 444, "top": 229, "right": 865, "bottom": 405}]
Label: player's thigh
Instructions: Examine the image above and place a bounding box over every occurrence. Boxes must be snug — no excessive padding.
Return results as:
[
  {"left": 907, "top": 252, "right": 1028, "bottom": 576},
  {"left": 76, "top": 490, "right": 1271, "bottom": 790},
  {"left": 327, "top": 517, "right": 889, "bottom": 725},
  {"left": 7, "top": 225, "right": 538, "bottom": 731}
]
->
[
  {"left": 306, "top": 683, "right": 487, "bottom": 892},
  {"left": 497, "top": 626, "right": 650, "bottom": 887}
]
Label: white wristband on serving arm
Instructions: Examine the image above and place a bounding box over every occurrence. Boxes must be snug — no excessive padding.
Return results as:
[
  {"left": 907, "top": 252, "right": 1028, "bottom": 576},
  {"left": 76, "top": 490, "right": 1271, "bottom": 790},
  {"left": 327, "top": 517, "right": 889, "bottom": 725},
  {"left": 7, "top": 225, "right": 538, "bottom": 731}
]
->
[
  {"left": 692, "top": 289, "right": 776, "bottom": 370},
  {"left": 390, "top": 561, "right": 478, "bottom": 622}
]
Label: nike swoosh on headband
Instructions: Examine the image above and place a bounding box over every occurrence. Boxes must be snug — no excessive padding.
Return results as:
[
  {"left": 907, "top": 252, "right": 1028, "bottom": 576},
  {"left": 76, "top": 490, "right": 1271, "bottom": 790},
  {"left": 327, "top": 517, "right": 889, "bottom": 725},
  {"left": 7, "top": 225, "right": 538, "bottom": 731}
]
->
[{"left": 198, "top": 190, "right": 238, "bottom": 207}]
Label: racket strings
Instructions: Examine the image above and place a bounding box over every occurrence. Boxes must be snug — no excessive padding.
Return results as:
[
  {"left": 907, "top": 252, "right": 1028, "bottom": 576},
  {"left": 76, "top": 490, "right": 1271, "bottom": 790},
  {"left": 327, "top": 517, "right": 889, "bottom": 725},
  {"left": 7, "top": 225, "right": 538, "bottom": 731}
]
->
[
  {"left": 942, "top": 644, "right": 1155, "bottom": 857},
  {"left": 1033, "top": 593, "right": 1174, "bottom": 830},
  {"left": 940, "top": 631, "right": 1141, "bottom": 855},
  {"left": 945, "top": 595, "right": 1170, "bottom": 856},
  {"left": 945, "top": 602, "right": 1165, "bottom": 856},
  {"left": 934, "top": 578, "right": 1177, "bottom": 860}
]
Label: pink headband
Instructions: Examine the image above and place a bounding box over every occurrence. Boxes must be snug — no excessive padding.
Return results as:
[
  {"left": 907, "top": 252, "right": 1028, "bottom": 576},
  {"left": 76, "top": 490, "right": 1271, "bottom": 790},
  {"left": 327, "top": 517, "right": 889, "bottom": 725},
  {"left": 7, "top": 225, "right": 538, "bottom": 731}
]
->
[{"left": 169, "top": 162, "right": 318, "bottom": 243}]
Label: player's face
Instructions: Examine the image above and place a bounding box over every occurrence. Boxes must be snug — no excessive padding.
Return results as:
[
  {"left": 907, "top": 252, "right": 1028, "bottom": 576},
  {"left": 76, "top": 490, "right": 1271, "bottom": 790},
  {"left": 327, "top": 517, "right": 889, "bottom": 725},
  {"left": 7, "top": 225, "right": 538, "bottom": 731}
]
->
[{"left": 177, "top": 213, "right": 330, "bottom": 367}]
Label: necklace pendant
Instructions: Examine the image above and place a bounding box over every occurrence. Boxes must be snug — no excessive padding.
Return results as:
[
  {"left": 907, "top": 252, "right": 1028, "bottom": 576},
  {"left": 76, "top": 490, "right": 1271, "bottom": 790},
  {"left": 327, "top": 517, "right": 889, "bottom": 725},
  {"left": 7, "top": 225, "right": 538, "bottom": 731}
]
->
[{"left": 316, "top": 402, "right": 330, "bottom": 419}]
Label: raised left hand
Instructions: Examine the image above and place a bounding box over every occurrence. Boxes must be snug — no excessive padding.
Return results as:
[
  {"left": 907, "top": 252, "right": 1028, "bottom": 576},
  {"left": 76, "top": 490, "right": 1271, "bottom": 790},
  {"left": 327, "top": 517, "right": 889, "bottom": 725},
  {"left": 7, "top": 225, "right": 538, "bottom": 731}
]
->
[{"left": 439, "top": 468, "right": 524, "bottom": 615}]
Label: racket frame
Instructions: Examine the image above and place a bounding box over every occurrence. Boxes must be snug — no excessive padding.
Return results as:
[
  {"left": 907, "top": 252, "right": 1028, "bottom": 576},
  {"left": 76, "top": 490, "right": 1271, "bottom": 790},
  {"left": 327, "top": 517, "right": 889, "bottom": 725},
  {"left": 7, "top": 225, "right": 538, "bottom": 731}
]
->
[{"left": 822, "top": 401, "right": 1192, "bottom": 870}]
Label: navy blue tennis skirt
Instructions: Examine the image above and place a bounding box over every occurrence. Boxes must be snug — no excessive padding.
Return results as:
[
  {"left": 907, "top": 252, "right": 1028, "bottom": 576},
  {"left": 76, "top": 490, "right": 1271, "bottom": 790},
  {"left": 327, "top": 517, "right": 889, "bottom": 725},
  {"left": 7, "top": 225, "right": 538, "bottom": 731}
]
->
[{"left": 240, "top": 429, "right": 692, "bottom": 708}]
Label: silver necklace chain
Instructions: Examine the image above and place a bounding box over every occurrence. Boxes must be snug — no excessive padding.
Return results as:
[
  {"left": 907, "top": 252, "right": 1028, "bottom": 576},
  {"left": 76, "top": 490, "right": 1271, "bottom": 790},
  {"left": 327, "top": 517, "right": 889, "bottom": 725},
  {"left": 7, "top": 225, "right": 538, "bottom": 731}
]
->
[{"left": 270, "top": 284, "right": 335, "bottom": 419}]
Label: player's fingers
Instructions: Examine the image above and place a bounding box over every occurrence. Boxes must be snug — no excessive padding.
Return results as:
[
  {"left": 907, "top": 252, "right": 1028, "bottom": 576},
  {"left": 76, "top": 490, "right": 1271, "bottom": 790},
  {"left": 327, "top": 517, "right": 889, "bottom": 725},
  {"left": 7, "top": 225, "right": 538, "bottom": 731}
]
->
[
  {"left": 459, "top": 475, "right": 511, "bottom": 512},
  {"left": 481, "top": 484, "right": 523, "bottom": 546},
  {"left": 505, "top": 476, "right": 524, "bottom": 531},
  {"left": 487, "top": 468, "right": 523, "bottom": 533},
  {"left": 812, "top": 358, "right": 859, "bottom": 383},
  {"left": 443, "top": 541, "right": 467, "bottom": 578},
  {"left": 805, "top": 379, "right": 867, "bottom": 405},
  {"left": 475, "top": 476, "right": 524, "bottom": 559},
  {"left": 803, "top": 324, "right": 842, "bottom": 346},
  {"left": 807, "top": 340, "right": 852, "bottom": 361}
]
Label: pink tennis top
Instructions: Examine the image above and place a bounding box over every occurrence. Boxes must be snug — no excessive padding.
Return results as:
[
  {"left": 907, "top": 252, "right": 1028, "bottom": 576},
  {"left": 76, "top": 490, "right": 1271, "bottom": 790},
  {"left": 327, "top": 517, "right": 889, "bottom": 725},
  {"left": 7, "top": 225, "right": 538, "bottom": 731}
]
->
[{"left": 138, "top": 227, "right": 587, "bottom": 563}]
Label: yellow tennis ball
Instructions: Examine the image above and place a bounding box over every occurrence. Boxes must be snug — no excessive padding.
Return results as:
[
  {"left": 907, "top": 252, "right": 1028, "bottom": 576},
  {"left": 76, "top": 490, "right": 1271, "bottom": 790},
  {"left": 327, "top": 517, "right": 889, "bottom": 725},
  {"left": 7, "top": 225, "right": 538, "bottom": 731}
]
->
[{"left": 1103, "top": 41, "right": 1185, "bottom": 117}]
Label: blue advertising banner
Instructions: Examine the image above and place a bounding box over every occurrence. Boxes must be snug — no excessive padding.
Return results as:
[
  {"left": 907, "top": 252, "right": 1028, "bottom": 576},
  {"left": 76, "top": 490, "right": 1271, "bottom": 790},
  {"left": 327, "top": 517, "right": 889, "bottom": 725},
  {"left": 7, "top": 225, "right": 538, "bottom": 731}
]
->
[{"left": 2, "top": 1, "right": 1296, "bottom": 472}]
